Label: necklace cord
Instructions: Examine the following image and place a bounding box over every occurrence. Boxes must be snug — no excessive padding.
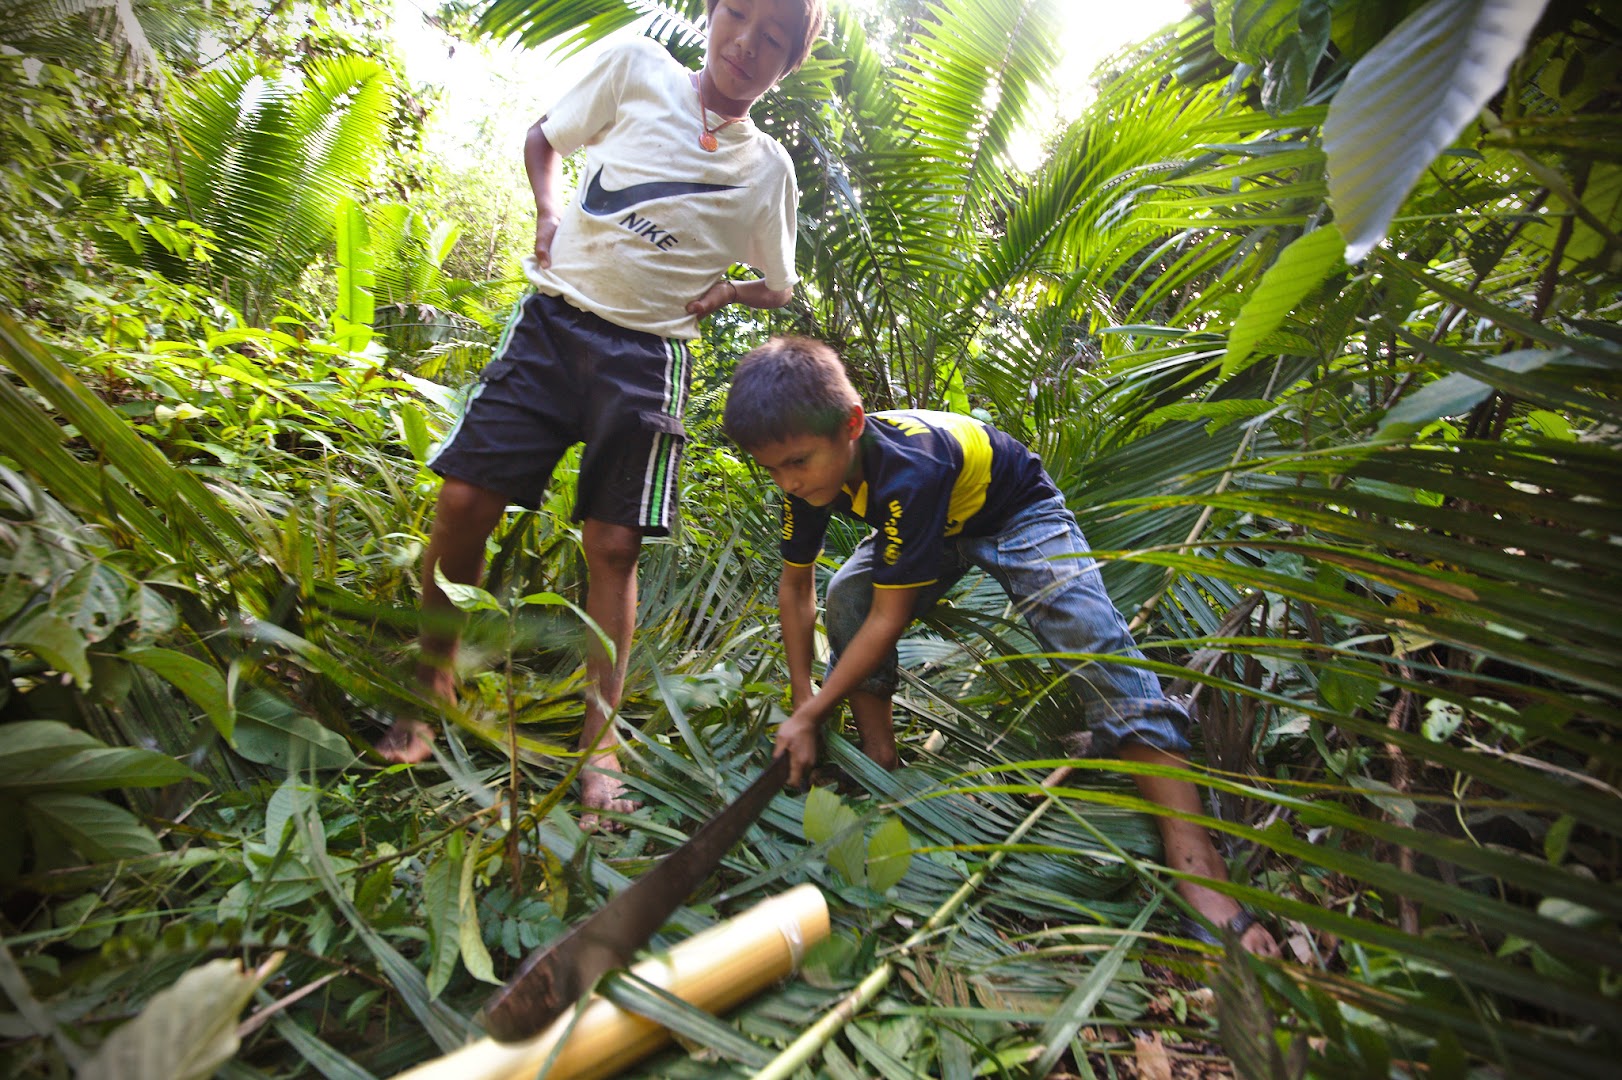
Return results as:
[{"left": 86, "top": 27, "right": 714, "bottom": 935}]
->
[{"left": 695, "top": 71, "right": 744, "bottom": 149}]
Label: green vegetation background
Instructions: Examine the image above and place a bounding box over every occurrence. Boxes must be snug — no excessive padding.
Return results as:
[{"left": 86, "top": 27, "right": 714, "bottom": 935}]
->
[{"left": 1, "top": 1, "right": 1617, "bottom": 1077}]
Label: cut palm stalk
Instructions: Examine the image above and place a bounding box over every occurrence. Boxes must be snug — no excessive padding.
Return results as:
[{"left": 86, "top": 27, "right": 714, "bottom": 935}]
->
[{"left": 391, "top": 884, "right": 828, "bottom": 1080}]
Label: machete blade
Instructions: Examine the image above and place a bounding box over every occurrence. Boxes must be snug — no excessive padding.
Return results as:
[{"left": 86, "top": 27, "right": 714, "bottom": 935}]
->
[{"left": 481, "top": 753, "right": 790, "bottom": 1042}]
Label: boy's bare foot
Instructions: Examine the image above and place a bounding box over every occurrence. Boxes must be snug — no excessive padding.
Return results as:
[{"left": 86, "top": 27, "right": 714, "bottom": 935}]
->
[
  {"left": 376, "top": 718, "right": 437, "bottom": 764},
  {"left": 578, "top": 752, "right": 640, "bottom": 832},
  {"left": 375, "top": 661, "right": 455, "bottom": 763}
]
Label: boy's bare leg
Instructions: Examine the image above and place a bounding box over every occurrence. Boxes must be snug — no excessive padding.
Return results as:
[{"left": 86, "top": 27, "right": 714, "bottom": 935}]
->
[
  {"left": 578, "top": 518, "right": 643, "bottom": 827},
  {"left": 380, "top": 478, "right": 508, "bottom": 763},
  {"left": 849, "top": 690, "right": 900, "bottom": 770},
  {"left": 1118, "top": 742, "right": 1281, "bottom": 957}
]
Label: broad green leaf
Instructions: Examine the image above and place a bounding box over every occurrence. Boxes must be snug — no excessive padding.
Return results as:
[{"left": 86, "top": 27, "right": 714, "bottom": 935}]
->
[
  {"left": 1380, "top": 372, "right": 1495, "bottom": 431},
  {"left": 864, "top": 817, "right": 912, "bottom": 893},
  {"left": 1324, "top": 0, "right": 1553, "bottom": 262},
  {"left": 6, "top": 610, "right": 91, "bottom": 688},
  {"left": 1544, "top": 814, "right": 1576, "bottom": 866},
  {"left": 423, "top": 851, "right": 460, "bottom": 999},
  {"left": 1224, "top": 227, "right": 1345, "bottom": 375},
  {"left": 0, "top": 720, "right": 105, "bottom": 778},
  {"left": 1261, "top": 33, "right": 1313, "bottom": 115},
  {"left": 432, "top": 564, "right": 504, "bottom": 613},
  {"left": 397, "top": 400, "right": 432, "bottom": 463},
  {"left": 0, "top": 732, "right": 185, "bottom": 797},
  {"left": 1348, "top": 774, "right": 1417, "bottom": 825},
  {"left": 230, "top": 690, "right": 354, "bottom": 771},
  {"left": 53, "top": 892, "right": 115, "bottom": 950},
  {"left": 826, "top": 805, "right": 866, "bottom": 887},
  {"left": 802, "top": 786, "right": 844, "bottom": 845},
  {"left": 1524, "top": 409, "right": 1573, "bottom": 440},
  {"left": 1379, "top": 349, "right": 1564, "bottom": 432},
  {"left": 1262, "top": 0, "right": 1333, "bottom": 115},
  {"left": 26, "top": 793, "right": 160, "bottom": 862},
  {"left": 7, "top": 746, "right": 194, "bottom": 795},
  {"left": 80, "top": 955, "right": 280, "bottom": 1080},
  {"left": 263, "top": 778, "right": 317, "bottom": 858},
  {"left": 1216, "top": 0, "right": 1300, "bottom": 65},
  {"left": 1560, "top": 161, "right": 1621, "bottom": 268},
  {"left": 1330, "top": 0, "right": 1427, "bottom": 60},
  {"left": 1317, "top": 666, "right": 1381, "bottom": 715},
  {"left": 121, "top": 646, "right": 235, "bottom": 739},
  {"left": 457, "top": 834, "right": 498, "bottom": 985},
  {"left": 55, "top": 562, "right": 136, "bottom": 644}
]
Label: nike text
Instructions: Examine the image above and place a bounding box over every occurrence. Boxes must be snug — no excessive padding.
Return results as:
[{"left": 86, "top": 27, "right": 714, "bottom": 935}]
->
[{"left": 620, "top": 212, "right": 680, "bottom": 250}]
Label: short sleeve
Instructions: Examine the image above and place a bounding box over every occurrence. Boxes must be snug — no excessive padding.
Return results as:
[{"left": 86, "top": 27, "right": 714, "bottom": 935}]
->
[
  {"left": 746, "top": 146, "right": 800, "bottom": 292},
  {"left": 868, "top": 493, "right": 948, "bottom": 588},
  {"left": 538, "top": 41, "right": 643, "bottom": 157},
  {"left": 780, "top": 495, "right": 829, "bottom": 566},
  {"left": 864, "top": 457, "right": 951, "bottom": 588}
]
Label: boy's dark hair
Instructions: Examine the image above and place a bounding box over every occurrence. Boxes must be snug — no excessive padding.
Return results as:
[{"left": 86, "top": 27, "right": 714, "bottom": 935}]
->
[
  {"left": 724, "top": 336, "right": 862, "bottom": 449},
  {"left": 705, "top": 0, "right": 827, "bottom": 75}
]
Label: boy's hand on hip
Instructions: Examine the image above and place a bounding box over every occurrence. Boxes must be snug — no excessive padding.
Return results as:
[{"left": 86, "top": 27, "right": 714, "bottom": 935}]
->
[
  {"left": 773, "top": 709, "right": 822, "bottom": 788},
  {"left": 533, "top": 212, "right": 560, "bottom": 268},
  {"left": 686, "top": 278, "right": 738, "bottom": 319}
]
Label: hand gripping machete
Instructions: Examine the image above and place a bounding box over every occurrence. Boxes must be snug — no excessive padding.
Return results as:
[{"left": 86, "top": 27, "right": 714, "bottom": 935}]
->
[{"left": 481, "top": 753, "right": 791, "bottom": 1042}]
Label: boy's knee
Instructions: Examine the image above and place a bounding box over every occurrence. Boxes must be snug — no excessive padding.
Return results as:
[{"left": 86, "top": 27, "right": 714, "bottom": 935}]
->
[
  {"left": 584, "top": 520, "right": 643, "bottom": 575},
  {"left": 824, "top": 577, "right": 871, "bottom": 648},
  {"left": 434, "top": 478, "right": 506, "bottom": 531}
]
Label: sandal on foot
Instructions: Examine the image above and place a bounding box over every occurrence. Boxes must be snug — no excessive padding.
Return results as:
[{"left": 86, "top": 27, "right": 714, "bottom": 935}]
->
[{"left": 1177, "top": 908, "right": 1260, "bottom": 948}]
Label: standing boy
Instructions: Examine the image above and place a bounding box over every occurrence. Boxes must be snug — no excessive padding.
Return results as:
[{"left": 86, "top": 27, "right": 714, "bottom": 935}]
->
[
  {"left": 722, "top": 337, "right": 1281, "bottom": 955},
  {"left": 381, "top": 1, "right": 827, "bottom": 827}
]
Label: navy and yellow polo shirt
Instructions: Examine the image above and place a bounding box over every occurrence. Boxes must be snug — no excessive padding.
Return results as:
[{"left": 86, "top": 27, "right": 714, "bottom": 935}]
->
[{"left": 780, "top": 410, "right": 1061, "bottom": 588}]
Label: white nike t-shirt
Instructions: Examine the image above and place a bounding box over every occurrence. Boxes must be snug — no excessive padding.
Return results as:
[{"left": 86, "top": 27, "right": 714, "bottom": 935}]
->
[{"left": 528, "top": 38, "right": 800, "bottom": 340}]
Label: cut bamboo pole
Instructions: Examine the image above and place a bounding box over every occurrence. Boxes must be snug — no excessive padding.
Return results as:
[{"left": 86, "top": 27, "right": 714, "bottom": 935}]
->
[{"left": 391, "top": 883, "right": 828, "bottom": 1080}]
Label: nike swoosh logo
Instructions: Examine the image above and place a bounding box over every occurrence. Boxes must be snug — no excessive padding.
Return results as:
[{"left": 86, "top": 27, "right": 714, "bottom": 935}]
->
[{"left": 579, "top": 167, "right": 741, "bottom": 216}]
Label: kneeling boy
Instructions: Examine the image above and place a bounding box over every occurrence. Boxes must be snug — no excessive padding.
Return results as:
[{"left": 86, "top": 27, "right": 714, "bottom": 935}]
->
[{"left": 722, "top": 336, "right": 1278, "bottom": 955}]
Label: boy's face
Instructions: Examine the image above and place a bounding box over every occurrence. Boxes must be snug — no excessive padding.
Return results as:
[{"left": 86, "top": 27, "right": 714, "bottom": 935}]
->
[
  {"left": 749, "top": 409, "right": 863, "bottom": 508},
  {"left": 705, "top": 0, "right": 801, "bottom": 107}
]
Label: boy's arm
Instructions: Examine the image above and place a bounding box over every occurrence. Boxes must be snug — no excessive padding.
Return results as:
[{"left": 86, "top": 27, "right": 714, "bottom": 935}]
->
[
  {"left": 525, "top": 119, "right": 564, "bottom": 268},
  {"left": 687, "top": 277, "right": 793, "bottom": 319},
  {"left": 776, "top": 586, "right": 919, "bottom": 786},
  {"left": 778, "top": 561, "right": 818, "bottom": 709}
]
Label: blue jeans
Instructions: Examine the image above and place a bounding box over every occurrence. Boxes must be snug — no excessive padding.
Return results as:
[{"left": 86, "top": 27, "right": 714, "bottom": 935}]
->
[{"left": 824, "top": 495, "right": 1191, "bottom": 757}]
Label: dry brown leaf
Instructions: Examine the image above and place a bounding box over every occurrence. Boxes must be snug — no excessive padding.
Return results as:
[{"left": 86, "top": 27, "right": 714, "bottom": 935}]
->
[{"left": 1135, "top": 1031, "right": 1174, "bottom": 1080}]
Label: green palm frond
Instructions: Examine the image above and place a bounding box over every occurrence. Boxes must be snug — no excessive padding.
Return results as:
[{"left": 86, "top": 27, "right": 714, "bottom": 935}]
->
[
  {"left": 475, "top": 0, "right": 701, "bottom": 55},
  {"left": 105, "top": 54, "right": 393, "bottom": 319}
]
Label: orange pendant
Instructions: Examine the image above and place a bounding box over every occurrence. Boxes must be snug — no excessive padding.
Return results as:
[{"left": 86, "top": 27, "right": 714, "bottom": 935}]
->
[{"left": 699, "top": 131, "right": 719, "bottom": 152}]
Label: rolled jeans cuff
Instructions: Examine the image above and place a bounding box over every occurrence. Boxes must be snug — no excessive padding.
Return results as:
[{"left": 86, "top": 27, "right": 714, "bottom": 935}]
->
[{"left": 1084, "top": 696, "right": 1192, "bottom": 758}]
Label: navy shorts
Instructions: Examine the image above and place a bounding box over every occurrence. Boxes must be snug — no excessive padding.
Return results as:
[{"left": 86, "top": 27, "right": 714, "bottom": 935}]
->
[{"left": 428, "top": 292, "right": 693, "bottom": 535}]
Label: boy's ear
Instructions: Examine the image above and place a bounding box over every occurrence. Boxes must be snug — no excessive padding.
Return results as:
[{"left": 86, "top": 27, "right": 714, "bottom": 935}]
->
[{"left": 846, "top": 406, "right": 865, "bottom": 440}]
